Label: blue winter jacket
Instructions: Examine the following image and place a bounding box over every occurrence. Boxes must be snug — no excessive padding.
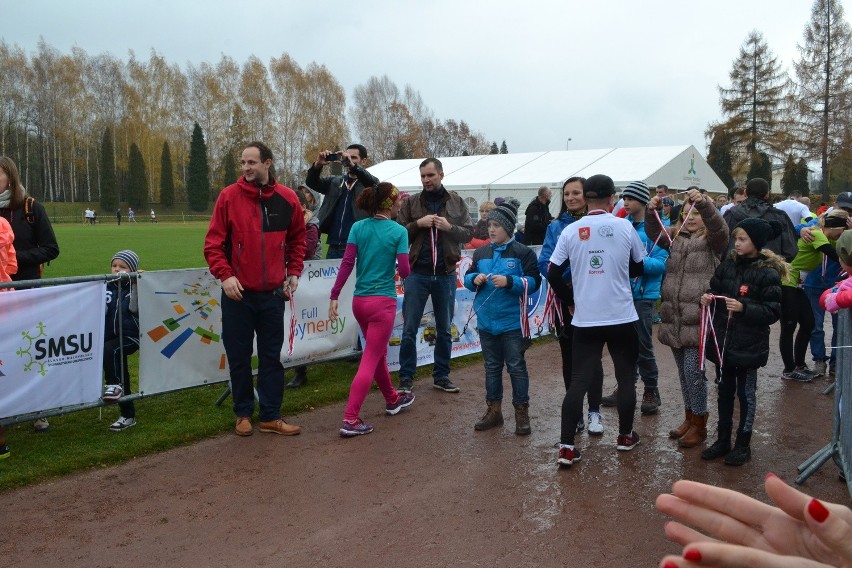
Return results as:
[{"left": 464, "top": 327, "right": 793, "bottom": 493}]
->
[
  {"left": 627, "top": 213, "right": 668, "bottom": 301},
  {"left": 105, "top": 279, "right": 140, "bottom": 344},
  {"left": 464, "top": 238, "right": 541, "bottom": 334},
  {"left": 537, "top": 212, "right": 577, "bottom": 280}
]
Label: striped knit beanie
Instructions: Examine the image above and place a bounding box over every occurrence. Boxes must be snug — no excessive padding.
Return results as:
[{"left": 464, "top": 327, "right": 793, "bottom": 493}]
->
[
  {"left": 112, "top": 250, "right": 139, "bottom": 272},
  {"left": 488, "top": 197, "right": 520, "bottom": 235},
  {"left": 621, "top": 181, "right": 650, "bottom": 205}
]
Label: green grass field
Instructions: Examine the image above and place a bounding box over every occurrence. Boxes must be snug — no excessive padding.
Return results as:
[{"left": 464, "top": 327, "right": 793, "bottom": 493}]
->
[{"left": 1, "top": 222, "right": 483, "bottom": 490}]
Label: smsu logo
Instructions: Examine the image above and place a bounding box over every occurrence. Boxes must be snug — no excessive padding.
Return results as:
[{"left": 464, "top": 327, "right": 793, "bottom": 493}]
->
[{"left": 17, "top": 321, "right": 94, "bottom": 376}]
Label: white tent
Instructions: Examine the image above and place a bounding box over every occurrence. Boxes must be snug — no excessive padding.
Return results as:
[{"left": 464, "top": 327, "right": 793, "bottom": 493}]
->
[{"left": 367, "top": 145, "right": 726, "bottom": 222}]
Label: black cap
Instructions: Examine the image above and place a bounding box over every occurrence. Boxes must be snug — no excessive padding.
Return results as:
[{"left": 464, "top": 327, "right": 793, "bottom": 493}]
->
[{"left": 583, "top": 174, "right": 615, "bottom": 199}]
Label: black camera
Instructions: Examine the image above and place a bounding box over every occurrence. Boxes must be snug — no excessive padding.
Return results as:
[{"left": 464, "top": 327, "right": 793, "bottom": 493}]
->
[{"left": 326, "top": 153, "right": 340, "bottom": 162}]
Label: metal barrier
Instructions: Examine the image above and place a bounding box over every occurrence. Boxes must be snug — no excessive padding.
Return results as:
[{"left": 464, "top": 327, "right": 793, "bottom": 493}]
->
[
  {"left": 0, "top": 273, "right": 141, "bottom": 427},
  {"left": 797, "top": 308, "right": 851, "bottom": 497}
]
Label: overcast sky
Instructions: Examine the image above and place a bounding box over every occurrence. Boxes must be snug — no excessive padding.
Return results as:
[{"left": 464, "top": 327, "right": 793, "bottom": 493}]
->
[{"left": 3, "top": 0, "right": 844, "bottom": 157}]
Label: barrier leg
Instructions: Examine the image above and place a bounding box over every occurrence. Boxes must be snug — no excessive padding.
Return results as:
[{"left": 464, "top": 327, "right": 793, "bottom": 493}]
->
[
  {"left": 214, "top": 386, "right": 231, "bottom": 407},
  {"left": 822, "top": 381, "right": 835, "bottom": 396},
  {"left": 796, "top": 442, "right": 837, "bottom": 485}
]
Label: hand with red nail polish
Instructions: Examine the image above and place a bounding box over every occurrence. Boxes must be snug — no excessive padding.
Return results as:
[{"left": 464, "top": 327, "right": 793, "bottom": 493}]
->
[{"left": 656, "top": 476, "right": 852, "bottom": 567}]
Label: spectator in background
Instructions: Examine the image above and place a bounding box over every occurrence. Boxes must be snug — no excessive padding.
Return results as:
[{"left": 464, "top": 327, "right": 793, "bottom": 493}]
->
[
  {"left": 305, "top": 144, "right": 379, "bottom": 260},
  {"left": 661, "top": 197, "right": 674, "bottom": 226},
  {"left": 715, "top": 194, "right": 728, "bottom": 210},
  {"left": 723, "top": 178, "right": 797, "bottom": 262},
  {"left": 656, "top": 184, "right": 682, "bottom": 220},
  {"left": 286, "top": 185, "right": 323, "bottom": 390},
  {"left": 128, "top": 207, "right": 137, "bottom": 223},
  {"left": 774, "top": 191, "right": 812, "bottom": 226},
  {"left": 101, "top": 250, "right": 142, "bottom": 431},
  {"left": 116, "top": 208, "right": 122, "bottom": 225},
  {"left": 720, "top": 185, "right": 746, "bottom": 216},
  {"left": 523, "top": 186, "right": 553, "bottom": 246},
  {"left": 0, "top": 155, "right": 60, "bottom": 433},
  {"left": 467, "top": 200, "right": 495, "bottom": 249},
  {"left": 0, "top": 215, "right": 14, "bottom": 459}
]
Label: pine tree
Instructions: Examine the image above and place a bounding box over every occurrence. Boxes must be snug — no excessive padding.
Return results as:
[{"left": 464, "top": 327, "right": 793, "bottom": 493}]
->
[
  {"left": 747, "top": 151, "right": 773, "bottom": 185},
  {"left": 218, "top": 148, "right": 238, "bottom": 189},
  {"left": 781, "top": 155, "right": 798, "bottom": 196},
  {"left": 187, "top": 122, "right": 211, "bottom": 212},
  {"left": 718, "top": 30, "right": 790, "bottom": 160},
  {"left": 393, "top": 141, "right": 409, "bottom": 159},
  {"left": 794, "top": 157, "right": 812, "bottom": 196},
  {"left": 500, "top": 140, "right": 508, "bottom": 154},
  {"left": 99, "top": 127, "right": 117, "bottom": 211},
  {"left": 127, "top": 143, "right": 148, "bottom": 210},
  {"left": 159, "top": 141, "right": 175, "bottom": 208},
  {"left": 489, "top": 142, "right": 499, "bottom": 154},
  {"left": 793, "top": 0, "right": 852, "bottom": 199},
  {"left": 706, "top": 124, "right": 736, "bottom": 190}
]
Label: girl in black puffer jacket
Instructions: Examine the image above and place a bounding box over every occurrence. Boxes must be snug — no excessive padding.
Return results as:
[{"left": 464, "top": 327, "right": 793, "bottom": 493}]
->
[{"left": 700, "top": 218, "right": 787, "bottom": 466}]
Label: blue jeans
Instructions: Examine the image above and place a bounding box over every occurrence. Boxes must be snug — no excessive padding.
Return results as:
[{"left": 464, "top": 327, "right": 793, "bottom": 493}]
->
[
  {"left": 221, "top": 290, "right": 286, "bottom": 422},
  {"left": 633, "top": 300, "right": 659, "bottom": 388},
  {"left": 479, "top": 329, "right": 529, "bottom": 404},
  {"left": 805, "top": 286, "right": 837, "bottom": 365},
  {"left": 399, "top": 272, "right": 457, "bottom": 382},
  {"left": 325, "top": 244, "right": 346, "bottom": 260}
]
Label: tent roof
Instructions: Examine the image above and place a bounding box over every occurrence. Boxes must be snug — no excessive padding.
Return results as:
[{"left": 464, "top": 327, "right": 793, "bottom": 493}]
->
[{"left": 368, "top": 145, "right": 728, "bottom": 194}]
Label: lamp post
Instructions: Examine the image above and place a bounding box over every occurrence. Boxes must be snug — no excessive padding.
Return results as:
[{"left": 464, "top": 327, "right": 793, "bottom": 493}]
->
[{"left": 566, "top": 138, "right": 572, "bottom": 150}]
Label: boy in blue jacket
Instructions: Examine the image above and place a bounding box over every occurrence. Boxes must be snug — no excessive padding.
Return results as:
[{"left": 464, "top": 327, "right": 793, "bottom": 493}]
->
[
  {"left": 464, "top": 198, "right": 541, "bottom": 435},
  {"left": 621, "top": 181, "right": 669, "bottom": 414}
]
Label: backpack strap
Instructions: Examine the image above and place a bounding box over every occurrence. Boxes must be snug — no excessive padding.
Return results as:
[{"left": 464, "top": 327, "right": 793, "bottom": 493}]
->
[{"left": 24, "top": 196, "right": 37, "bottom": 225}]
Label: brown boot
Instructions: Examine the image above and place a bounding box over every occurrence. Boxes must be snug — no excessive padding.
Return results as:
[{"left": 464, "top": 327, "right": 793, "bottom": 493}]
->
[
  {"left": 513, "top": 403, "right": 531, "bottom": 436},
  {"left": 669, "top": 410, "right": 693, "bottom": 439},
  {"left": 474, "top": 400, "right": 504, "bottom": 431},
  {"left": 678, "top": 413, "right": 708, "bottom": 448}
]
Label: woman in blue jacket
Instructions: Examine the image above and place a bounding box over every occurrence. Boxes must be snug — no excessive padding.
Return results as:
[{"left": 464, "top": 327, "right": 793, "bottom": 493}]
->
[{"left": 537, "top": 177, "right": 606, "bottom": 436}]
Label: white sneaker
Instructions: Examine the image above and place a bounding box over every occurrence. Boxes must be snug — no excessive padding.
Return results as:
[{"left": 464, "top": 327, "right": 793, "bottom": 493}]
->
[
  {"left": 587, "top": 411, "right": 604, "bottom": 435},
  {"left": 109, "top": 417, "right": 136, "bottom": 431}
]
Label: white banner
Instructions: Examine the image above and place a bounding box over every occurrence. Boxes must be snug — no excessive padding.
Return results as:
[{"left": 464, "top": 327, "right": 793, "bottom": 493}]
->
[
  {"left": 281, "top": 259, "right": 358, "bottom": 366},
  {"left": 138, "top": 248, "right": 549, "bottom": 394},
  {"left": 138, "top": 269, "right": 231, "bottom": 395},
  {"left": 138, "top": 265, "right": 359, "bottom": 395},
  {"left": 0, "top": 283, "right": 105, "bottom": 418}
]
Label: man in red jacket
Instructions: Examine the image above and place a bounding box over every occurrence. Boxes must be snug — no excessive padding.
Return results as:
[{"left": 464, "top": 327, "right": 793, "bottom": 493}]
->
[{"left": 204, "top": 141, "right": 306, "bottom": 437}]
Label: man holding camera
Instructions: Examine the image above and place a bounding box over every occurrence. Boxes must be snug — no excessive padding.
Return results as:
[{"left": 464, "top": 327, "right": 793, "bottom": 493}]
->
[
  {"left": 204, "top": 141, "right": 306, "bottom": 437},
  {"left": 306, "top": 144, "right": 380, "bottom": 260}
]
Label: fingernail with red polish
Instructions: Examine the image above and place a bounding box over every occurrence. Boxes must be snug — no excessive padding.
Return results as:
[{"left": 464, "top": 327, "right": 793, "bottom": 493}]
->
[
  {"left": 809, "top": 498, "right": 830, "bottom": 523},
  {"left": 662, "top": 561, "right": 679, "bottom": 568},
  {"left": 765, "top": 472, "right": 777, "bottom": 480},
  {"left": 684, "top": 548, "right": 702, "bottom": 562}
]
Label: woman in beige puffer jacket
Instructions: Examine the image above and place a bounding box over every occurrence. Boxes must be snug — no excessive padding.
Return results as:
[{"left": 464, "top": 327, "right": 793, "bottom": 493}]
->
[{"left": 645, "top": 189, "right": 729, "bottom": 448}]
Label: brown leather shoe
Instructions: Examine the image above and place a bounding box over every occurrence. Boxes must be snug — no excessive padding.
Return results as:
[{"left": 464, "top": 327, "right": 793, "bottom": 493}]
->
[
  {"left": 235, "top": 416, "right": 253, "bottom": 437},
  {"left": 258, "top": 418, "right": 301, "bottom": 436}
]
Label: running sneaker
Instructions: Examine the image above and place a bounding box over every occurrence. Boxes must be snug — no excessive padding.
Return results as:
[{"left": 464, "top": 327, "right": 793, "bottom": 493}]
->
[
  {"left": 103, "top": 385, "right": 124, "bottom": 401},
  {"left": 557, "top": 446, "right": 581, "bottom": 466},
  {"left": 616, "top": 431, "right": 640, "bottom": 451},
  {"left": 109, "top": 416, "right": 136, "bottom": 431},
  {"left": 386, "top": 392, "right": 415, "bottom": 415},
  {"left": 433, "top": 378, "right": 460, "bottom": 393},
  {"left": 781, "top": 368, "right": 814, "bottom": 382},
  {"left": 340, "top": 418, "right": 374, "bottom": 437},
  {"left": 587, "top": 411, "right": 604, "bottom": 435},
  {"left": 398, "top": 377, "right": 413, "bottom": 393}
]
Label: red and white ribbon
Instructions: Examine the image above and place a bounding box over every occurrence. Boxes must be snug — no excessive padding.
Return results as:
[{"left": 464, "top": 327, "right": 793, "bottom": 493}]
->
[{"left": 287, "top": 293, "right": 298, "bottom": 356}]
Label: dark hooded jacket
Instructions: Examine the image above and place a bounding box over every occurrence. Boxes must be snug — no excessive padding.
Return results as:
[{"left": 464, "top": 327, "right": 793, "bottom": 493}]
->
[{"left": 705, "top": 250, "right": 785, "bottom": 369}]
